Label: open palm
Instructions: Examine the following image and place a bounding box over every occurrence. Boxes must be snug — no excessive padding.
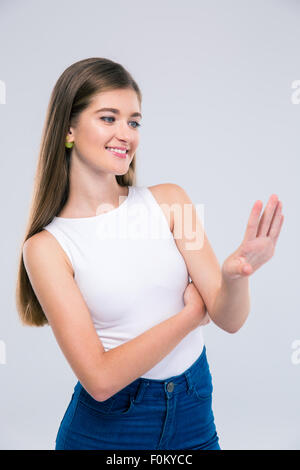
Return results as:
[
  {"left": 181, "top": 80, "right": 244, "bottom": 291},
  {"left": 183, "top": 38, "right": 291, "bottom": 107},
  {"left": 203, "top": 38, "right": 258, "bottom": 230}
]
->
[{"left": 222, "top": 194, "right": 284, "bottom": 281}]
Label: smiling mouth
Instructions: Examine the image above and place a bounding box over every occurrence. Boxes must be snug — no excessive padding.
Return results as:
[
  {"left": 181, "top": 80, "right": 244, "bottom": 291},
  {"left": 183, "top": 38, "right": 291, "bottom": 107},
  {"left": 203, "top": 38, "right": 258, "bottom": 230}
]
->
[
  {"left": 105, "top": 146, "right": 129, "bottom": 154},
  {"left": 105, "top": 147, "right": 128, "bottom": 158}
]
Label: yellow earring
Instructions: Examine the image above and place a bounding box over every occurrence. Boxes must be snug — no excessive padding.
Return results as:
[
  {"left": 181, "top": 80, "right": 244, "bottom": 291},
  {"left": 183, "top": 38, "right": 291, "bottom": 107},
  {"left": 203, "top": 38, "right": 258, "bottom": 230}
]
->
[{"left": 65, "top": 141, "right": 74, "bottom": 148}]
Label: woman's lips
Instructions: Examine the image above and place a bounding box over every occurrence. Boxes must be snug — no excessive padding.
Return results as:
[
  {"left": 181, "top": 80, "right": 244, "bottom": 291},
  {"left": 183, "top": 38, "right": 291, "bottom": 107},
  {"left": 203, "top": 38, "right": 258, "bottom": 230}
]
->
[{"left": 105, "top": 148, "right": 127, "bottom": 158}]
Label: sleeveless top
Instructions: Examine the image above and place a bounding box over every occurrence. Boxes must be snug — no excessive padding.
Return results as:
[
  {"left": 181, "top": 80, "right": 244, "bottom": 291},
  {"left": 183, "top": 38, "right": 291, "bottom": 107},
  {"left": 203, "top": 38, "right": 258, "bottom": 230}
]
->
[{"left": 43, "top": 185, "right": 204, "bottom": 379}]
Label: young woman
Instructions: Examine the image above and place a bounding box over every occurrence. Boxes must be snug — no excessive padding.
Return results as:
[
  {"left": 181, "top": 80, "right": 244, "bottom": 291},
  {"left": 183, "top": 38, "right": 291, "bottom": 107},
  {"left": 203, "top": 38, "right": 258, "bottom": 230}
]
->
[{"left": 16, "top": 57, "right": 284, "bottom": 450}]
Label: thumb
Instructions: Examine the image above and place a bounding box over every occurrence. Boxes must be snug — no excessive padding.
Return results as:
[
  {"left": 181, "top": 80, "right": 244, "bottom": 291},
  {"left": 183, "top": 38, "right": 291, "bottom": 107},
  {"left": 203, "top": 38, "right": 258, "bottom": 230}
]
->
[{"left": 237, "top": 256, "right": 252, "bottom": 275}]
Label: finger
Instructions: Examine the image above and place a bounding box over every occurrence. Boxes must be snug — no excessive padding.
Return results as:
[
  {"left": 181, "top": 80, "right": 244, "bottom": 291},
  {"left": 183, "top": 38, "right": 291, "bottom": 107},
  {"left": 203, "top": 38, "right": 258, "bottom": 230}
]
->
[
  {"left": 269, "top": 212, "right": 284, "bottom": 244},
  {"left": 238, "top": 256, "right": 253, "bottom": 275},
  {"left": 242, "top": 263, "right": 253, "bottom": 274},
  {"left": 242, "top": 200, "right": 264, "bottom": 242},
  {"left": 257, "top": 194, "right": 279, "bottom": 237},
  {"left": 227, "top": 256, "right": 252, "bottom": 277},
  {"left": 267, "top": 201, "right": 282, "bottom": 240}
]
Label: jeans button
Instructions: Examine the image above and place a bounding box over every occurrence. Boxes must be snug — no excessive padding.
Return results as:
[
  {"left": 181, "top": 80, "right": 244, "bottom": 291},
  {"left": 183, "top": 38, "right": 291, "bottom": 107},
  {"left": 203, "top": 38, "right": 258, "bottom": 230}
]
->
[{"left": 167, "top": 382, "right": 174, "bottom": 393}]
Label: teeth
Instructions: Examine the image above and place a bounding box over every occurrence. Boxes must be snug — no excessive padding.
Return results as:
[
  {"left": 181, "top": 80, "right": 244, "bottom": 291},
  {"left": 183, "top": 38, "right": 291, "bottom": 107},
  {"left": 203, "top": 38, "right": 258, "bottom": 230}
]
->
[{"left": 106, "top": 147, "right": 127, "bottom": 154}]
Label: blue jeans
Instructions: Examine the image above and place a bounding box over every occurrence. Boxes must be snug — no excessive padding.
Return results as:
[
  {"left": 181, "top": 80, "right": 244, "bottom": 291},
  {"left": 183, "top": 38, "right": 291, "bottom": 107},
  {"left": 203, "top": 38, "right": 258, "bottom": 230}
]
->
[{"left": 55, "top": 345, "right": 221, "bottom": 450}]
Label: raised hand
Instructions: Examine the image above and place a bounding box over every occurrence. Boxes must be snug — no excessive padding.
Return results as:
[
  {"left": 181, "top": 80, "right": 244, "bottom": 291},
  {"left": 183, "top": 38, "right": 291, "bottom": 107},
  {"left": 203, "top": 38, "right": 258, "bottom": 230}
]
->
[{"left": 221, "top": 194, "right": 284, "bottom": 281}]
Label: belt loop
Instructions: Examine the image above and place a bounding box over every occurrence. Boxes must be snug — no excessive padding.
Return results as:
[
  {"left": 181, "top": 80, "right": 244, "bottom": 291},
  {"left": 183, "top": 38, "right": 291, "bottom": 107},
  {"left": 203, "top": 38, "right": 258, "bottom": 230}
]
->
[
  {"left": 184, "top": 371, "right": 194, "bottom": 395},
  {"left": 133, "top": 380, "right": 149, "bottom": 404}
]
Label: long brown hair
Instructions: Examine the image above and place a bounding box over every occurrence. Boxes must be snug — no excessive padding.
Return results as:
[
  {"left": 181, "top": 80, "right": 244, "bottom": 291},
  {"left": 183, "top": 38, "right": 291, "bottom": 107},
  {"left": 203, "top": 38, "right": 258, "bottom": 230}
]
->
[{"left": 15, "top": 57, "right": 142, "bottom": 327}]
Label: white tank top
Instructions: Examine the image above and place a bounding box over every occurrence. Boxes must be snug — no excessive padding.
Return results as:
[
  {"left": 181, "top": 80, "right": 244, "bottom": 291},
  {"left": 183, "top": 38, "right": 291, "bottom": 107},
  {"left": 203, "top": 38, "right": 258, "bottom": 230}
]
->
[{"left": 43, "top": 185, "right": 204, "bottom": 379}]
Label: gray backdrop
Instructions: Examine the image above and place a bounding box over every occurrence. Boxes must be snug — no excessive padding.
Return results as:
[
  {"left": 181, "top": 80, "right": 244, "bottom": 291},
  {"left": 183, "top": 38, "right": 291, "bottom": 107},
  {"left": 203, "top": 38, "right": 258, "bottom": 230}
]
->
[{"left": 0, "top": 0, "right": 299, "bottom": 450}]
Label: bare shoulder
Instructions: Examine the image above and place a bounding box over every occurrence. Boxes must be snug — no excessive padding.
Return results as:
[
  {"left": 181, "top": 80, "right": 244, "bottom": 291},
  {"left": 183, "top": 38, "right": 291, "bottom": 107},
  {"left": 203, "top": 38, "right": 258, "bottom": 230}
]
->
[
  {"left": 147, "top": 183, "right": 183, "bottom": 234},
  {"left": 23, "top": 229, "right": 74, "bottom": 276}
]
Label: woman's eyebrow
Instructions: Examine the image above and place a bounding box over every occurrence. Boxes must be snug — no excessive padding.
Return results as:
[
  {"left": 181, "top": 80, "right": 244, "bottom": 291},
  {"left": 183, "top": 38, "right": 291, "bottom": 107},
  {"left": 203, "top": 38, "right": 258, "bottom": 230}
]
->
[{"left": 95, "top": 107, "right": 142, "bottom": 119}]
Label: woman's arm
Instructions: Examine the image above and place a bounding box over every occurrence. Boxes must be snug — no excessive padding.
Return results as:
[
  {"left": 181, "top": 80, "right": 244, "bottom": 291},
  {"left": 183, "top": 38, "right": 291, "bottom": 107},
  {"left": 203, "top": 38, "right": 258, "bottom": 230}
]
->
[
  {"left": 163, "top": 184, "right": 284, "bottom": 334},
  {"left": 208, "top": 275, "right": 250, "bottom": 333},
  {"left": 22, "top": 231, "right": 108, "bottom": 401},
  {"left": 99, "top": 304, "right": 201, "bottom": 401}
]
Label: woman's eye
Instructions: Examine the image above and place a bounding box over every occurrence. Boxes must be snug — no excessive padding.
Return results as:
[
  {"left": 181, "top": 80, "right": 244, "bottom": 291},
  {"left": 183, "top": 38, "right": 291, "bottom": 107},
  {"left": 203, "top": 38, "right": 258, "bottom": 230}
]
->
[
  {"left": 101, "top": 116, "right": 115, "bottom": 123},
  {"left": 100, "top": 116, "right": 141, "bottom": 128},
  {"left": 130, "top": 121, "right": 141, "bottom": 128}
]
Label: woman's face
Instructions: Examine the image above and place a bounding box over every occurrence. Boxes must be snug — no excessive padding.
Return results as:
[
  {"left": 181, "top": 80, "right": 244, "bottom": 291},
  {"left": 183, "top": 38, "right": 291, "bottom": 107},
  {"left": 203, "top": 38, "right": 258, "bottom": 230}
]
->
[{"left": 68, "top": 88, "right": 142, "bottom": 174}]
